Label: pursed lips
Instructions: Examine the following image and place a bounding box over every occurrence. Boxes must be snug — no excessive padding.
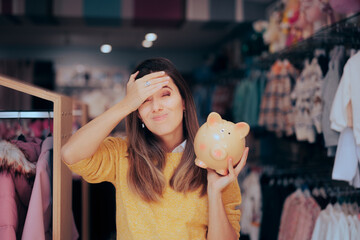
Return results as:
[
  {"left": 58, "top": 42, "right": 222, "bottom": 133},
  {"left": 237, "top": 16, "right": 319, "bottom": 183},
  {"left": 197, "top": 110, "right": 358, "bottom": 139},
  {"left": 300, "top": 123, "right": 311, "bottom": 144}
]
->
[{"left": 152, "top": 113, "right": 168, "bottom": 121}]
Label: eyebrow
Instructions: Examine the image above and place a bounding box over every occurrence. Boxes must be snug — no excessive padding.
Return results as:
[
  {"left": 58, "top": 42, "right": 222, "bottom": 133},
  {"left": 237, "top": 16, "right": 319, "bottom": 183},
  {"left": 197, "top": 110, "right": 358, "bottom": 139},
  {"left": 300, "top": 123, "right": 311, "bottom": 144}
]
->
[{"left": 162, "top": 86, "right": 172, "bottom": 90}]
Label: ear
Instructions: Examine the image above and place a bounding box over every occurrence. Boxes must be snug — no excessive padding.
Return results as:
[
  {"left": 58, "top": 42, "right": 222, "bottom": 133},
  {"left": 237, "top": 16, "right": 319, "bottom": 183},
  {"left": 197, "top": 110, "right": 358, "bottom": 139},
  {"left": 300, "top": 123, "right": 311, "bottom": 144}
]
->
[
  {"left": 207, "top": 112, "right": 222, "bottom": 127},
  {"left": 235, "top": 122, "right": 250, "bottom": 138}
]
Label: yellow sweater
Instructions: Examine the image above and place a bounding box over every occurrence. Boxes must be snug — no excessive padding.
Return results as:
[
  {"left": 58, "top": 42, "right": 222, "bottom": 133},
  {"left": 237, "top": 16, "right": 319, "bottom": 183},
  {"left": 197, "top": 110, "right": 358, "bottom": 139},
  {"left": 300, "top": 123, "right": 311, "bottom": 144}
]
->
[{"left": 65, "top": 137, "right": 241, "bottom": 240}]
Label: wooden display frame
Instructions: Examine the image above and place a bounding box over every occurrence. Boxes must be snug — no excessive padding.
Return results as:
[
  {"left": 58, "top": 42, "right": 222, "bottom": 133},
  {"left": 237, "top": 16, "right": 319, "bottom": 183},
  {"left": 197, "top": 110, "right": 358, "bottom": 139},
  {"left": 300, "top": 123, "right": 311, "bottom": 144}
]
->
[
  {"left": 0, "top": 75, "right": 73, "bottom": 240},
  {"left": 73, "top": 100, "right": 90, "bottom": 240}
]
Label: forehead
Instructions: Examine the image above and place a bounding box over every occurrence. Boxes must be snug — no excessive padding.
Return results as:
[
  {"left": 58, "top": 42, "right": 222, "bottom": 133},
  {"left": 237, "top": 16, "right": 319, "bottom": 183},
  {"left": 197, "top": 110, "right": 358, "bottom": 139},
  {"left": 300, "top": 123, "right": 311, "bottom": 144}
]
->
[{"left": 164, "top": 76, "right": 180, "bottom": 91}]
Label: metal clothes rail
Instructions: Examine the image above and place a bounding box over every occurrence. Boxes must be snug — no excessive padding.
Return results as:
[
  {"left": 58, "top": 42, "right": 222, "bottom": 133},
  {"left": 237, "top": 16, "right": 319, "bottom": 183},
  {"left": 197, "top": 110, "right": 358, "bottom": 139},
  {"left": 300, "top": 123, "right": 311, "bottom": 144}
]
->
[
  {"left": 0, "top": 111, "right": 54, "bottom": 118},
  {"left": 0, "top": 110, "right": 82, "bottom": 118}
]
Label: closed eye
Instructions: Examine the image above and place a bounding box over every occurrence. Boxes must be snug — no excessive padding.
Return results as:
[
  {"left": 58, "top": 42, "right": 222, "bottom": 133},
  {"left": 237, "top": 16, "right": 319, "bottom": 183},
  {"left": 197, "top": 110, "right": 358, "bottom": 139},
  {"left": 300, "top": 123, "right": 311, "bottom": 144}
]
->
[{"left": 162, "top": 91, "right": 171, "bottom": 97}]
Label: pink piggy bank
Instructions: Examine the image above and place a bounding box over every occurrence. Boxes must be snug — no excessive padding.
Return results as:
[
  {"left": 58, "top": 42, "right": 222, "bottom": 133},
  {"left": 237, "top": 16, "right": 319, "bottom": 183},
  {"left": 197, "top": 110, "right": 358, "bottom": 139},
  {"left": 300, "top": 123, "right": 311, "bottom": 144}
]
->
[{"left": 194, "top": 112, "right": 250, "bottom": 175}]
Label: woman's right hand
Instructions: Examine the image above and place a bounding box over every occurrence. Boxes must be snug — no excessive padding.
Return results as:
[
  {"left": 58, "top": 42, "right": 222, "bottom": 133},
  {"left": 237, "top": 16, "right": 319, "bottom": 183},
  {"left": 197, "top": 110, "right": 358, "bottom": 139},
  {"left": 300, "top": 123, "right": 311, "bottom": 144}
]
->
[{"left": 124, "top": 71, "right": 170, "bottom": 112}]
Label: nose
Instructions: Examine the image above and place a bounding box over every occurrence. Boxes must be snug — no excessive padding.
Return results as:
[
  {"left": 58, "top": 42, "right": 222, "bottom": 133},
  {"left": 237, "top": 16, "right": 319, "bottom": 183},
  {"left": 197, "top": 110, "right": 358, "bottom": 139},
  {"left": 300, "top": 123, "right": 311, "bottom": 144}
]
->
[{"left": 151, "top": 98, "right": 163, "bottom": 112}]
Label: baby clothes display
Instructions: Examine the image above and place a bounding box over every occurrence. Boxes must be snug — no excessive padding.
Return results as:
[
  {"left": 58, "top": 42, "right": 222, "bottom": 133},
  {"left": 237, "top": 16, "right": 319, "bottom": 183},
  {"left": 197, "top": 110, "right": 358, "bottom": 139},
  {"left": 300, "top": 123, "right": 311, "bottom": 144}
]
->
[
  {"left": 291, "top": 58, "right": 323, "bottom": 143},
  {"left": 258, "top": 59, "right": 298, "bottom": 137},
  {"left": 278, "top": 189, "right": 321, "bottom": 240},
  {"left": 332, "top": 127, "right": 360, "bottom": 188},
  {"left": 321, "top": 46, "right": 345, "bottom": 156},
  {"left": 311, "top": 203, "right": 360, "bottom": 240},
  {"left": 330, "top": 51, "right": 360, "bottom": 187},
  {"left": 240, "top": 172, "right": 262, "bottom": 240},
  {"left": 233, "top": 71, "right": 267, "bottom": 127},
  {"left": 0, "top": 124, "right": 78, "bottom": 240},
  {"left": 330, "top": 51, "right": 360, "bottom": 145},
  {"left": 0, "top": 137, "right": 42, "bottom": 239}
]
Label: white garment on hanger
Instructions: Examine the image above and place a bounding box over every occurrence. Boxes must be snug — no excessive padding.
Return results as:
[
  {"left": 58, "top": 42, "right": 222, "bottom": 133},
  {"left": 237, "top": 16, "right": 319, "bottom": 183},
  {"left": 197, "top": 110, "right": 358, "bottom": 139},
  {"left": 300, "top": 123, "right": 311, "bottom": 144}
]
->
[
  {"left": 291, "top": 58, "right": 324, "bottom": 143},
  {"left": 348, "top": 215, "right": 358, "bottom": 240},
  {"left": 322, "top": 46, "right": 344, "bottom": 151},
  {"left": 239, "top": 172, "right": 261, "bottom": 240},
  {"left": 330, "top": 52, "right": 360, "bottom": 145},
  {"left": 328, "top": 203, "right": 350, "bottom": 240},
  {"left": 354, "top": 215, "right": 360, "bottom": 238},
  {"left": 332, "top": 127, "right": 360, "bottom": 187},
  {"left": 312, "top": 204, "right": 333, "bottom": 240}
]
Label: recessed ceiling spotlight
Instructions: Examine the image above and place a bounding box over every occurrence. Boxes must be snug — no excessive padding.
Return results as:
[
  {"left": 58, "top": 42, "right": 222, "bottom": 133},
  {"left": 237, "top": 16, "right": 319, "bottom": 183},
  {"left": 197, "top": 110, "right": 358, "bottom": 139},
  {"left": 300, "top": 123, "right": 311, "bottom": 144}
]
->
[
  {"left": 100, "top": 44, "right": 112, "bottom": 53},
  {"left": 145, "top": 33, "right": 157, "bottom": 42},
  {"left": 142, "top": 40, "right": 153, "bottom": 48}
]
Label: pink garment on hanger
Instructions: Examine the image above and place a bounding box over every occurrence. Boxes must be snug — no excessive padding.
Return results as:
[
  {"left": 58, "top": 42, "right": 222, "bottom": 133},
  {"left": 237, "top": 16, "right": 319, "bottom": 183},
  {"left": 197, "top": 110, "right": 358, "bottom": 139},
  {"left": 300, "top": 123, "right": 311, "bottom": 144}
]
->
[
  {"left": 42, "top": 119, "right": 53, "bottom": 135},
  {"left": 11, "top": 137, "right": 42, "bottom": 163},
  {"left": 21, "top": 136, "right": 79, "bottom": 240},
  {"left": 28, "top": 120, "right": 43, "bottom": 138},
  {"left": 0, "top": 172, "right": 18, "bottom": 240},
  {"left": 21, "top": 136, "right": 53, "bottom": 240},
  {"left": 0, "top": 171, "right": 33, "bottom": 240}
]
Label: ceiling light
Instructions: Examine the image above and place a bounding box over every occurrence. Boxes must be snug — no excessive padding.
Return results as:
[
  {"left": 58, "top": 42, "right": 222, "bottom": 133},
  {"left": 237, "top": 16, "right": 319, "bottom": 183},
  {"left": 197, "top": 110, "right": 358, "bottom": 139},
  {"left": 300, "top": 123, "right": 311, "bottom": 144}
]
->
[
  {"left": 100, "top": 44, "right": 112, "bottom": 53},
  {"left": 145, "top": 33, "right": 157, "bottom": 42},
  {"left": 142, "top": 40, "right": 153, "bottom": 48}
]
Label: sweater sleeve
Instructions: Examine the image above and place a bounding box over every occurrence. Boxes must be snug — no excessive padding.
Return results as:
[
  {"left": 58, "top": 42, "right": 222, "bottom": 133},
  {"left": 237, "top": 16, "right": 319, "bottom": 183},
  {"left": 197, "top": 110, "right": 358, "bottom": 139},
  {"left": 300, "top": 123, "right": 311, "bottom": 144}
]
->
[
  {"left": 222, "top": 179, "right": 242, "bottom": 239},
  {"left": 64, "top": 137, "right": 127, "bottom": 186}
]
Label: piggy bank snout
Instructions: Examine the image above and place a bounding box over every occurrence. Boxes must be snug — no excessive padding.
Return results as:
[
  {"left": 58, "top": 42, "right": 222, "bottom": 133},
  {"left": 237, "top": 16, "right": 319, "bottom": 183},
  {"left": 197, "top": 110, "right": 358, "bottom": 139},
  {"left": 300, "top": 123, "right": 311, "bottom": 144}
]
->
[{"left": 211, "top": 147, "right": 227, "bottom": 161}]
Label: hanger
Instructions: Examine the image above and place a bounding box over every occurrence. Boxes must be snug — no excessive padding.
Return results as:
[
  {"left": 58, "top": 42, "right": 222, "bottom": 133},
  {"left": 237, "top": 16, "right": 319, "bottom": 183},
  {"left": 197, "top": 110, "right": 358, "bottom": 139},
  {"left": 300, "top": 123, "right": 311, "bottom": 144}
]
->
[
  {"left": 17, "top": 112, "right": 26, "bottom": 142},
  {"left": 46, "top": 111, "right": 52, "bottom": 137}
]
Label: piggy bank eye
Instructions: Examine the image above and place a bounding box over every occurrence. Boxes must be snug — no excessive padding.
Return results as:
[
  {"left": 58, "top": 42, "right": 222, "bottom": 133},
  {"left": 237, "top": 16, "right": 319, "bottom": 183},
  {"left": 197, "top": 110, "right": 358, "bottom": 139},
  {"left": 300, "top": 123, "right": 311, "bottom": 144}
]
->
[
  {"left": 220, "top": 129, "right": 225, "bottom": 133},
  {"left": 228, "top": 132, "right": 231, "bottom": 135}
]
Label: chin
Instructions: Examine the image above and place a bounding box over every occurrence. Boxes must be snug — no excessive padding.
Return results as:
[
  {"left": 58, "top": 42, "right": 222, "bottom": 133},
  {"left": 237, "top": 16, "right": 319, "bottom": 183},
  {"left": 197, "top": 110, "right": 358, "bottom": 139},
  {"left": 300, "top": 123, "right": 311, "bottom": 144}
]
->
[{"left": 149, "top": 127, "right": 173, "bottom": 137}]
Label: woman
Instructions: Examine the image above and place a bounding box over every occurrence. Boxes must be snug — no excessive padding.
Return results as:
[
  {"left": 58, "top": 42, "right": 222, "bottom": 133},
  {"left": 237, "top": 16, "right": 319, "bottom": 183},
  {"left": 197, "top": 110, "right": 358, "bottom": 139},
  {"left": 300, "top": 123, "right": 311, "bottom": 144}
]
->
[{"left": 61, "top": 57, "right": 249, "bottom": 240}]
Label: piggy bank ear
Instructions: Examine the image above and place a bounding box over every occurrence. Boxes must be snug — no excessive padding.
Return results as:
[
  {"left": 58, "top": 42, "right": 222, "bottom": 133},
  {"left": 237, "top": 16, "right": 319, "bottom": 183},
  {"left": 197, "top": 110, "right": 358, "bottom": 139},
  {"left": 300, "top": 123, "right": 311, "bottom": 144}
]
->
[
  {"left": 235, "top": 122, "right": 250, "bottom": 138},
  {"left": 207, "top": 112, "right": 222, "bottom": 127}
]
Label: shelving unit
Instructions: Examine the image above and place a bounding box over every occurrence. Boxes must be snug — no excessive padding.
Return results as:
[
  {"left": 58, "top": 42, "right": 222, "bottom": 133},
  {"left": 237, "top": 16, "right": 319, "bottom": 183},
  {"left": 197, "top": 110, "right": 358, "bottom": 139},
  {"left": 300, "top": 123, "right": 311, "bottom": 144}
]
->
[{"left": 255, "top": 12, "right": 360, "bottom": 67}]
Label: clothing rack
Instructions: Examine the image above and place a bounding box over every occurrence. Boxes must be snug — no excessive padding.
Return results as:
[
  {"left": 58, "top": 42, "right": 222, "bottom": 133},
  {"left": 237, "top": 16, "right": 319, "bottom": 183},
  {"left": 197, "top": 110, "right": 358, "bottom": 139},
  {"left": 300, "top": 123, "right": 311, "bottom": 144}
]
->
[
  {"left": 259, "top": 164, "right": 360, "bottom": 196},
  {"left": 0, "top": 74, "right": 73, "bottom": 240},
  {"left": 0, "top": 110, "right": 83, "bottom": 118},
  {"left": 0, "top": 111, "right": 54, "bottom": 118}
]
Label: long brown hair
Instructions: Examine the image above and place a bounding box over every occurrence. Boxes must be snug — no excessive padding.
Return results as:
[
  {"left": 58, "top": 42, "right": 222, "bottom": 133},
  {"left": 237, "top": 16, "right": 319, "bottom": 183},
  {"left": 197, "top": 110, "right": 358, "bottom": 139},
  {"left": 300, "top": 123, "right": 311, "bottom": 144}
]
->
[{"left": 125, "top": 57, "right": 207, "bottom": 202}]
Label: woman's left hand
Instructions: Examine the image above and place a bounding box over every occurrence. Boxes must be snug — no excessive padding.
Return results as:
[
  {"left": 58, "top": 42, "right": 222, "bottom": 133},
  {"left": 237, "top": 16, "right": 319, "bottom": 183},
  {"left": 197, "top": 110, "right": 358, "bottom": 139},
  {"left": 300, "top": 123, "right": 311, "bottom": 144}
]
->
[{"left": 207, "top": 147, "right": 249, "bottom": 194}]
